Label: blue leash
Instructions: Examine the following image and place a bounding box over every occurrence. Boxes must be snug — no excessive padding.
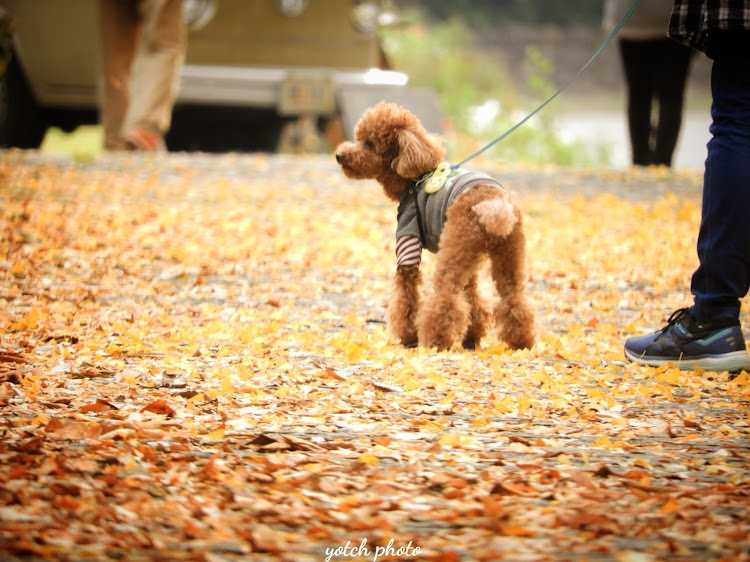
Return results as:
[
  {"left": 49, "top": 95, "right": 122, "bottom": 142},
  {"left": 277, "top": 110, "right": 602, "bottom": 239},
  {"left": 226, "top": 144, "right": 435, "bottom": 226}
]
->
[{"left": 452, "top": 0, "right": 644, "bottom": 169}]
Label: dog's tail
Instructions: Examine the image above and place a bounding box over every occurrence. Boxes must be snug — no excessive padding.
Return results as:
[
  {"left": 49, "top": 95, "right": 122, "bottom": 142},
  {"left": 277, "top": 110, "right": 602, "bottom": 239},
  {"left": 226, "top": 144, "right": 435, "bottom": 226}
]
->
[{"left": 472, "top": 199, "right": 518, "bottom": 238}]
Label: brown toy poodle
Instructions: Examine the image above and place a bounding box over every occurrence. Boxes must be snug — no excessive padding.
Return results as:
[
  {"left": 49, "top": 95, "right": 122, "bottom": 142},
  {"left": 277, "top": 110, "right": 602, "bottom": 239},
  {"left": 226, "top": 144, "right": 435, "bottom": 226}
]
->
[{"left": 335, "top": 102, "right": 535, "bottom": 351}]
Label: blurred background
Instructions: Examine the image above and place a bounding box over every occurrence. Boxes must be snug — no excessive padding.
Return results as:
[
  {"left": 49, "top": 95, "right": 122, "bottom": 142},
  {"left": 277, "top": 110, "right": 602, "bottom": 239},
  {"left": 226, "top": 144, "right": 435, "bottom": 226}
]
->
[{"left": 0, "top": 0, "right": 712, "bottom": 168}]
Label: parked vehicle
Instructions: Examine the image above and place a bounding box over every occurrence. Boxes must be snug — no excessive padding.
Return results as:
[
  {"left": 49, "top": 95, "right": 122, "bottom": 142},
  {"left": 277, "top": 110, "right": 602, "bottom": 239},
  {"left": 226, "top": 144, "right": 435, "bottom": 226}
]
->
[{"left": 0, "top": 0, "right": 437, "bottom": 151}]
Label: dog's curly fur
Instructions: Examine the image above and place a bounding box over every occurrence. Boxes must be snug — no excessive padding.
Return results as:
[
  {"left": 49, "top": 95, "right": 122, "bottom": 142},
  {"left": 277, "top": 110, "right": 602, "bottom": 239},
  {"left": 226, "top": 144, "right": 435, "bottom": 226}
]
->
[{"left": 336, "top": 102, "right": 535, "bottom": 350}]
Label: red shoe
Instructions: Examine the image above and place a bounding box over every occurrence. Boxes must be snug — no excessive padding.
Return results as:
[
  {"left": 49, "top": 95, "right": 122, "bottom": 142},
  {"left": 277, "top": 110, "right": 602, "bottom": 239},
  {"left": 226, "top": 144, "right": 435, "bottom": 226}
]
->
[{"left": 123, "top": 127, "right": 166, "bottom": 152}]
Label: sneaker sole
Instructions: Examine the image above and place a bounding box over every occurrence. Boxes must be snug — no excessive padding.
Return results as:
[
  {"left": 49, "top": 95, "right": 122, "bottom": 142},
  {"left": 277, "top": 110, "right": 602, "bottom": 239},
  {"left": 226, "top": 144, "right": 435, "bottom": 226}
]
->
[{"left": 624, "top": 348, "right": 750, "bottom": 373}]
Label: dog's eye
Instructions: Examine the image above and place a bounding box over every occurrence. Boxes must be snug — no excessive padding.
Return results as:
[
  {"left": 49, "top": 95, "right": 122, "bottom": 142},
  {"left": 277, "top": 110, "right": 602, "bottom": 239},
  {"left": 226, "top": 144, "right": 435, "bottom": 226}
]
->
[{"left": 364, "top": 140, "right": 375, "bottom": 150}]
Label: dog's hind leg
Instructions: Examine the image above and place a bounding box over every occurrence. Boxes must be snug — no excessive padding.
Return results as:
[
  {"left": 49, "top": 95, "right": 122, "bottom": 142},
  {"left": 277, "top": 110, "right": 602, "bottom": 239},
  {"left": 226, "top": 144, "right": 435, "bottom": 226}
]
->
[
  {"left": 417, "top": 280, "right": 471, "bottom": 350},
  {"left": 462, "top": 273, "right": 491, "bottom": 349},
  {"left": 489, "top": 227, "right": 536, "bottom": 350},
  {"left": 417, "top": 220, "right": 484, "bottom": 350}
]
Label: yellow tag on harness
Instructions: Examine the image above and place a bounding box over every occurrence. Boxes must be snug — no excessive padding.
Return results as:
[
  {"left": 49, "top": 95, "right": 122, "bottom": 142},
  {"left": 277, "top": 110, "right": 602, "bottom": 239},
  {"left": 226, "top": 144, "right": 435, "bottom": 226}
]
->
[{"left": 424, "top": 162, "right": 453, "bottom": 194}]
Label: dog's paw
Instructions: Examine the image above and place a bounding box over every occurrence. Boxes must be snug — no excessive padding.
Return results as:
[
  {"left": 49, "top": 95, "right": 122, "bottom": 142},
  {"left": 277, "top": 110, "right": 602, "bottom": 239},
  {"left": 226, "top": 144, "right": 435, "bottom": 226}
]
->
[
  {"left": 400, "top": 336, "right": 419, "bottom": 348},
  {"left": 495, "top": 297, "right": 536, "bottom": 350}
]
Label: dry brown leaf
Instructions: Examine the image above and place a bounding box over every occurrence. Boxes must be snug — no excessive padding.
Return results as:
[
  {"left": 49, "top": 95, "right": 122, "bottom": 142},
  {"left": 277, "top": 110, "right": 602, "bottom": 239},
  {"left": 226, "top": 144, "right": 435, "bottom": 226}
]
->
[{"left": 141, "top": 399, "right": 176, "bottom": 416}]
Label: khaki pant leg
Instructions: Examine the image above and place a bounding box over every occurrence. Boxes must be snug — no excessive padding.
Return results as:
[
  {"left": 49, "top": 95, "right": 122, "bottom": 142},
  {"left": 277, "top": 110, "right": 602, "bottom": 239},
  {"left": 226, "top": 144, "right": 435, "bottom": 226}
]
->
[
  {"left": 98, "top": 0, "right": 139, "bottom": 149},
  {"left": 123, "top": 0, "right": 186, "bottom": 135}
]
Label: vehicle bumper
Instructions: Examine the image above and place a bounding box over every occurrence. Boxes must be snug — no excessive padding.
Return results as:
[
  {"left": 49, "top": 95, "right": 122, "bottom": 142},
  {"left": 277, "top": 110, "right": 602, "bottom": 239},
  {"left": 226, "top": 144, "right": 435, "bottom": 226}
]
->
[{"left": 176, "top": 64, "right": 409, "bottom": 114}]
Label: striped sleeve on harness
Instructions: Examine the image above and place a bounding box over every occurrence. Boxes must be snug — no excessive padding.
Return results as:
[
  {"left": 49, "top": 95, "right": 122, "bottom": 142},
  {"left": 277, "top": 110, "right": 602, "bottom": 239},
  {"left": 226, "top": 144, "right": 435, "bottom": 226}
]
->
[{"left": 396, "top": 235, "right": 422, "bottom": 267}]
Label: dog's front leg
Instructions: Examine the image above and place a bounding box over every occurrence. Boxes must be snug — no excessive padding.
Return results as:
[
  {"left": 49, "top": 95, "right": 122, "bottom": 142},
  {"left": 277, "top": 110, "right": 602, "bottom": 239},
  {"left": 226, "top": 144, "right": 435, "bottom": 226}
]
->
[{"left": 387, "top": 265, "right": 422, "bottom": 347}]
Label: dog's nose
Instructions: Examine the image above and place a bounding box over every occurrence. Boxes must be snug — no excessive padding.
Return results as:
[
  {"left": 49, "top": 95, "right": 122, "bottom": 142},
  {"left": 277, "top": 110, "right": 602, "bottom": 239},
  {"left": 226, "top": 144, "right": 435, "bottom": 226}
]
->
[{"left": 335, "top": 152, "right": 345, "bottom": 164}]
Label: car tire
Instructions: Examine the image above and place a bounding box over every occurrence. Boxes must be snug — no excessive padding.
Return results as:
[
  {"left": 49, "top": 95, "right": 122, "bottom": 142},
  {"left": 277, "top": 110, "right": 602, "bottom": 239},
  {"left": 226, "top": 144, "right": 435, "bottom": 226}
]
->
[{"left": 0, "top": 55, "right": 47, "bottom": 148}]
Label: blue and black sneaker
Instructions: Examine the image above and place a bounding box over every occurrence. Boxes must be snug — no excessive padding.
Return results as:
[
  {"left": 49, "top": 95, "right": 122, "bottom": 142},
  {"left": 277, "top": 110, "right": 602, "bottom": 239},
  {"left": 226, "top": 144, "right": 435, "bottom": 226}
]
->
[{"left": 624, "top": 308, "right": 750, "bottom": 372}]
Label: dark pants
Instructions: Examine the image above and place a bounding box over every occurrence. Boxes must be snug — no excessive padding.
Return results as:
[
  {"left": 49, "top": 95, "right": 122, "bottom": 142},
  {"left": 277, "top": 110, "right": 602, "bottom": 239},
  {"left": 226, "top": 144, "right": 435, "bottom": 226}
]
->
[
  {"left": 619, "top": 38, "right": 693, "bottom": 166},
  {"left": 690, "top": 55, "right": 750, "bottom": 322}
]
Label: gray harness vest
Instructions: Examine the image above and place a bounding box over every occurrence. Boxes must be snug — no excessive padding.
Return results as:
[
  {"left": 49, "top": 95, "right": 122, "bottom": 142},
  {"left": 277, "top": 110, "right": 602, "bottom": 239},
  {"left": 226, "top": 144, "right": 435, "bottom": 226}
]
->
[{"left": 396, "top": 170, "right": 504, "bottom": 253}]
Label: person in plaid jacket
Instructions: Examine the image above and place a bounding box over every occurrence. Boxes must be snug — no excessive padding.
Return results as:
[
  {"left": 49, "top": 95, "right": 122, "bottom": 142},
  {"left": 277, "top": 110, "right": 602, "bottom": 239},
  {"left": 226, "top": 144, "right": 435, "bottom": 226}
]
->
[{"left": 625, "top": 0, "right": 750, "bottom": 372}]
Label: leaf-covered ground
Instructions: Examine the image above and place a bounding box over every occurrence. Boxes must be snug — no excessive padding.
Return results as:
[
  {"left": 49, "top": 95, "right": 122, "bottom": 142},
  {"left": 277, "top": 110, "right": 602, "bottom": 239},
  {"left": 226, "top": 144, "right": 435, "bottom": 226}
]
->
[{"left": 1, "top": 150, "right": 748, "bottom": 561}]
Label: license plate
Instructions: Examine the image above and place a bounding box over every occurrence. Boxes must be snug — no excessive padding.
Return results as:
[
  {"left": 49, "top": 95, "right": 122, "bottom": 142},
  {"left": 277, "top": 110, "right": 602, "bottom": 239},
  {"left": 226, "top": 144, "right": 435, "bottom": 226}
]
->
[{"left": 279, "top": 74, "right": 335, "bottom": 115}]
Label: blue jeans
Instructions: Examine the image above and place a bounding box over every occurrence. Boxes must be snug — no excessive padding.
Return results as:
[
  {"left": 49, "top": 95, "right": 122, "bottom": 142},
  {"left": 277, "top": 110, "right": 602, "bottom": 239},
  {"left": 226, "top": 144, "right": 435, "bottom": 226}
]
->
[{"left": 690, "top": 55, "right": 750, "bottom": 322}]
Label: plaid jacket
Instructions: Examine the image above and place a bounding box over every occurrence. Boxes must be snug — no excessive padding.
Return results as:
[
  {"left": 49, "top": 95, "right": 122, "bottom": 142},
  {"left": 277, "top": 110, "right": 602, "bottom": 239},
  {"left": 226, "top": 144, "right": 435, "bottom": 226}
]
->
[{"left": 669, "top": 0, "right": 750, "bottom": 52}]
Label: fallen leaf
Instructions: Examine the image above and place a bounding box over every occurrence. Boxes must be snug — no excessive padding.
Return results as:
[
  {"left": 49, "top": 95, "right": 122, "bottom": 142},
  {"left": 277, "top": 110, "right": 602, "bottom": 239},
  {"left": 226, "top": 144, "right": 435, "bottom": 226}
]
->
[{"left": 141, "top": 399, "right": 175, "bottom": 416}]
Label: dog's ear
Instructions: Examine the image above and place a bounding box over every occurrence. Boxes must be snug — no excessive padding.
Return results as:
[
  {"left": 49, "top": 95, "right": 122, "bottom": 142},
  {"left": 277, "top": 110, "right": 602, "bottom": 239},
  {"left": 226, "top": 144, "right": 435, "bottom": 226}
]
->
[{"left": 392, "top": 128, "right": 444, "bottom": 179}]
